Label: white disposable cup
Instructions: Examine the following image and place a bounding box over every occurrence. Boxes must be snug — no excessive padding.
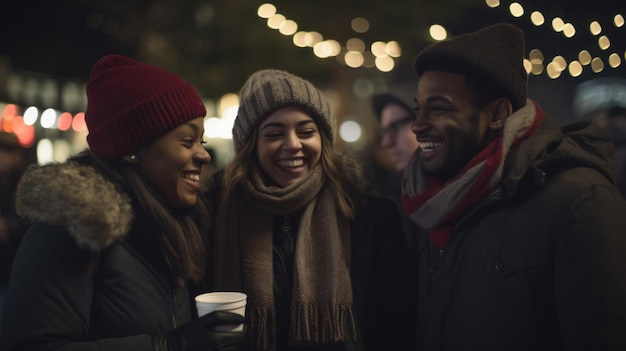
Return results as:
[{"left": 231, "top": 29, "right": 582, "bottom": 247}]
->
[{"left": 195, "top": 292, "right": 247, "bottom": 331}]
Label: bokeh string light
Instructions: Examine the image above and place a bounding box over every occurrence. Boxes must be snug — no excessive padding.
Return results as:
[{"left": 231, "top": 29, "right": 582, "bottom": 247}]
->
[
  {"left": 258, "top": 1, "right": 624, "bottom": 80},
  {"left": 483, "top": 0, "right": 623, "bottom": 79},
  {"left": 257, "top": 3, "right": 400, "bottom": 72}
]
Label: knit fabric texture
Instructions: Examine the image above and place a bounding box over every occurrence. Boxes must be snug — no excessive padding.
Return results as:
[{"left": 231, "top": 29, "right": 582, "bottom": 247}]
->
[
  {"left": 414, "top": 23, "right": 528, "bottom": 111},
  {"left": 212, "top": 164, "right": 355, "bottom": 349},
  {"left": 85, "top": 54, "right": 206, "bottom": 159},
  {"left": 401, "top": 101, "right": 543, "bottom": 249},
  {"left": 233, "top": 69, "right": 333, "bottom": 152}
]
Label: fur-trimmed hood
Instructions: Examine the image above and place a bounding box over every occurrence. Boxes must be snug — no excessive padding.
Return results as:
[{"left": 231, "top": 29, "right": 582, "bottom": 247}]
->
[{"left": 15, "top": 162, "right": 133, "bottom": 251}]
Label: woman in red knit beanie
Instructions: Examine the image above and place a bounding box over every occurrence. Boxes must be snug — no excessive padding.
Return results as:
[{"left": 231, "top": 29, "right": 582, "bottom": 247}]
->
[{"left": 1, "top": 55, "right": 245, "bottom": 351}]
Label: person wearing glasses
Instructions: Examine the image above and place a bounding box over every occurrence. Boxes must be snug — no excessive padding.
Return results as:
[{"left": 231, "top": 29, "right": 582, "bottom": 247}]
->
[
  {"left": 372, "top": 93, "right": 420, "bottom": 172},
  {"left": 371, "top": 93, "right": 421, "bottom": 256}
]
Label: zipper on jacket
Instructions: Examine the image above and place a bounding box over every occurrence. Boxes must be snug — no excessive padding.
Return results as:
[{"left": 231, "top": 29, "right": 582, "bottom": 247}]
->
[
  {"left": 282, "top": 215, "right": 290, "bottom": 233},
  {"left": 427, "top": 247, "right": 445, "bottom": 295},
  {"left": 428, "top": 265, "right": 436, "bottom": 281},
  {"left": 426, "top": 189, "right": 504, "bottom": 295},
  {"left": 163, "top": 254, "right": 178, "bottom": 329},
  {"left": 172, "top": 287, "right": 178, "bottom": 328}
]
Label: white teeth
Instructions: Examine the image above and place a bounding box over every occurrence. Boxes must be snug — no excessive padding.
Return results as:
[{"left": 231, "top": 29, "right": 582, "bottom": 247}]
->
[
  {"left": 278, "top": 159, "right": 304, "bottom": 168},
  {"left": 419, "top": 141, "right": 443, "bottom": 150},
  {"left": 183, "top": 173, "right": 199, "bottom": 182}
]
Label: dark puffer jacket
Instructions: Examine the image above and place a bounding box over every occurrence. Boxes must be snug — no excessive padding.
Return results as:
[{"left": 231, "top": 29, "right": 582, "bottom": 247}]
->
[
  {"left": 0, "top": 162, "right": 191, "bottom": 351},
  {"left": 415, "top": 116, "right": 626, "bottom": 350}
]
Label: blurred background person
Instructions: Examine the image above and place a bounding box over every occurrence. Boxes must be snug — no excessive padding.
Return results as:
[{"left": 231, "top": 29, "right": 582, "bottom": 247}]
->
[
  {"left": 371, "top": 93, "right": 420, "bottom": 255},
  {"left": 371, "top": 93, "right": 420, "bottom": 173},
  {"left": 604, "top": 105, "right": 626, "bottom": 198},
  {"left": 199, "top": 147, "right": 219, "bottom": 193},
  {"left": 0, "top": 131, "right": 31, "bottom": 327}
]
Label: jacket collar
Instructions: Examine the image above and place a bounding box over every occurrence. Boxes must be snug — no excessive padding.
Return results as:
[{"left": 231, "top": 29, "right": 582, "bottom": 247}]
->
[{"left": 16, "top": 161, "right": 133, "bottom": 251}]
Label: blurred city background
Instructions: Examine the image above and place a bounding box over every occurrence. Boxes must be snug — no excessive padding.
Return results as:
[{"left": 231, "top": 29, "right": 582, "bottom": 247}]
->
[{"left": 1, "top": 0, "right": 625, "bottom": 172}]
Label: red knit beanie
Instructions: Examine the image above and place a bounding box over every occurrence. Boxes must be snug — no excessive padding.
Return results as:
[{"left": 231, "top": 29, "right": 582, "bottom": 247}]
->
[{"left": 85, "top": 55, "right": 206, "bottom": 159}]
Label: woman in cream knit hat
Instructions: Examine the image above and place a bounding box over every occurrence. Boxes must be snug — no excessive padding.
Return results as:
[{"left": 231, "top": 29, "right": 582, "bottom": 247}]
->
[{"left": 207, "top": 69, "right": 416, "bottom": 350}]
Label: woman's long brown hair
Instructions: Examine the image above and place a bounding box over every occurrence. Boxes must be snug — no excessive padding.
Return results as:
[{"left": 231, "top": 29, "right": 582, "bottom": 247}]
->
[
  {"left": 221, "top": 120, "right": 369, "bottom": 220},
  {"left": 73, "top": 151, "right": 210, "bottom": 285}
]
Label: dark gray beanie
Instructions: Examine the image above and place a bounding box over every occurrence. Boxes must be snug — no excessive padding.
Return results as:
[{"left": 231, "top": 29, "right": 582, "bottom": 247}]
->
[
  {"left": 233, "top": 69, "right": 334, "bottom": 152},
  {"left": 414, "top": 23, "right": 528, "bottom": 111},
  {"left": 371, "top": 93, "right": 415, "bottom": 121}
]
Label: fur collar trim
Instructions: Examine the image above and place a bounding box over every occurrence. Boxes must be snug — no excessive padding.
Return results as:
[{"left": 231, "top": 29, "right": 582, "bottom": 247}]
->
[{"left": 16, "top": 162, "right": 133, "bottom": 251}]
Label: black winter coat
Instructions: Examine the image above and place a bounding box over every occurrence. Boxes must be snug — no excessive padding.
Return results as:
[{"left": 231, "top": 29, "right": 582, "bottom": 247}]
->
[
  {"left": 415, "top": 117, "right": 626, "bottom": 350},
  {"left": 1, "top": 162, "right": 192, "bottom": 351}
]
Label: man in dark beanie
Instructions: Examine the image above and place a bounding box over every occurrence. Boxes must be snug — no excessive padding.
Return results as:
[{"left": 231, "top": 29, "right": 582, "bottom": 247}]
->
[{"left": 402, "top": 22, "right": 626, "bottom": 350}]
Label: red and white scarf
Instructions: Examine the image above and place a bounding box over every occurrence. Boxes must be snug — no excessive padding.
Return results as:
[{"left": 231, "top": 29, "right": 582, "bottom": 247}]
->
[{"left": 401, "top": 100, "right": 544, "bottom": 249}]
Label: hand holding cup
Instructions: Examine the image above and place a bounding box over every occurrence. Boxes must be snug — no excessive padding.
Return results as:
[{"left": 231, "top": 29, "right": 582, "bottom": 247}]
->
[{"left": 195, "top": 292, "right": 247, "bottom": 332}]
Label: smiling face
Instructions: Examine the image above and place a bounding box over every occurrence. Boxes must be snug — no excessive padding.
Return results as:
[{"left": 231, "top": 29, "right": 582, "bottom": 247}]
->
[
  {"left": 256, "top": 107, "right": 322, "bottom": 188},
  {"left": 412, "top": 70, "right": 496, "bottom": 181},
  {"left": 380, "top": 102, "right": 420, "bottom": 171},
  {"left": 135, "top": 117, "right": 210, "bottom": 208}
]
